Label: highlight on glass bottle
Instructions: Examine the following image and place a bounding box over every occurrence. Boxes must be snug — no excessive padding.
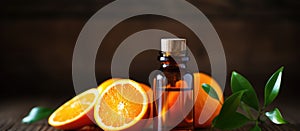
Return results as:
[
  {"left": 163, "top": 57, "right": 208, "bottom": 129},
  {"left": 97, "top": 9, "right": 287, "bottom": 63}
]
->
[{"left": 152, "top": 38, "right": 194, "bottom": 131}]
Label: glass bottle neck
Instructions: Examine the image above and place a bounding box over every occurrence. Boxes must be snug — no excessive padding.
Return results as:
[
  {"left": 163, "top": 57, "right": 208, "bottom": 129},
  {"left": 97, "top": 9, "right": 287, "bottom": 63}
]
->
[{"left": 158, "top": 51, "right": 189, "bottom": 69}]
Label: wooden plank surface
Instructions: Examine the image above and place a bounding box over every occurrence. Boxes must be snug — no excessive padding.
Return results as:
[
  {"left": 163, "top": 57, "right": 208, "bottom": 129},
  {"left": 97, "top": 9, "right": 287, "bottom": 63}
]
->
[
  {"left": 0, "top": 120, "right": 297, "bottom": 131},
  {"left": 0, "top": 97, "right": 298, "bottom": 131}
]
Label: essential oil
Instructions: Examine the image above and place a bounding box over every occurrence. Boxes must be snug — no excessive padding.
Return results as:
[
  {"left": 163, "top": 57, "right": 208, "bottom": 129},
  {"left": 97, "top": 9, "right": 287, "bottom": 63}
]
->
[{"left": 153, "top": 38, "right": 194, "bottom": 131}]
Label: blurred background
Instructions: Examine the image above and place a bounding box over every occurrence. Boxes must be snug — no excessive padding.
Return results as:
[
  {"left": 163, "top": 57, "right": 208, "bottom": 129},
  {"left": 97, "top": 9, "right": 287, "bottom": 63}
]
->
[{"left": 1, "top": 0, "right": 299, "bottom": 109}]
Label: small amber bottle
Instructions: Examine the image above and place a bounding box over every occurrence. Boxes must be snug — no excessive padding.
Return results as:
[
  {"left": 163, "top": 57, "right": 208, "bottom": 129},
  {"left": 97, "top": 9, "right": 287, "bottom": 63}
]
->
[{"left": 153, "top": 38, "right": 193, "bottom": 130}]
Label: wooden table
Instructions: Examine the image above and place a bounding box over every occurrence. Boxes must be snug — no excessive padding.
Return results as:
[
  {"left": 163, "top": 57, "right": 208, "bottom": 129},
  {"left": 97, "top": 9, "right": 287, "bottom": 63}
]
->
[{"left": 0, "top": 96, "right": 298, "bottom": 131}]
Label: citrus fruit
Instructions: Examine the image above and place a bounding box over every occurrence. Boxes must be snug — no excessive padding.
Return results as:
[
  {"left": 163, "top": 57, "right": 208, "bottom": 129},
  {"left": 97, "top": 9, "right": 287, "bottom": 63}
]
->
[
  {"left": 97, "top": 78, "right": 120, "bottom": 94},
  {"left": 94, "top": 79, "right": 149, "bottom": 130},
  {"left": 194, "top": 73, "right": 224, "bottom": 128},
  {"left": 48, "top": 88, "right": 99, "bottom": 130},
  {"left": 139, "top": 83, "right": 154, "bottom": 128},
  {"left": 98, "top": 78, "right": 154, "bottom": 129}
]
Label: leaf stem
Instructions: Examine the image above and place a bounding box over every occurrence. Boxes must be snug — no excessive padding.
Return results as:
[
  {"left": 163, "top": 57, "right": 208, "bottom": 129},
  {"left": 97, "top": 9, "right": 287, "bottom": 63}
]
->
[
  {"left": 241, "top": 102, "right": 255, "bottom": 120},
  {"left": 257, "top": 108, "right": 265, "bottom": 123}
]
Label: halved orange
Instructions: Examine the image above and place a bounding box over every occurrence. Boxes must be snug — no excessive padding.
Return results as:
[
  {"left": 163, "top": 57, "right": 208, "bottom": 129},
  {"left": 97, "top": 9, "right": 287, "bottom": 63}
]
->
[
  {"left": 97, "top": 78, "right": 120, "bottom": 94},
  {"left": 94, "top": 79, "right": 149, "bottom": 130},
  {"left": 48, "top": 88, "right": 99, "bottom": 130}
]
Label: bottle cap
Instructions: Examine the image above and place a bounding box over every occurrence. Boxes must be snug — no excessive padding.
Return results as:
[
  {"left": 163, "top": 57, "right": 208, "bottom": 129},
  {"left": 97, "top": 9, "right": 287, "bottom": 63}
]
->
[{"left": 161, "top": 38, "right": 186, "bottom": 52}]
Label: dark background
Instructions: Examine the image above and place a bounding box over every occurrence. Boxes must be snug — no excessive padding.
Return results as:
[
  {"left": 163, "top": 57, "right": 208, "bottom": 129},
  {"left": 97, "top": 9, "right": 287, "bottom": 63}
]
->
[{"left": 1, "top": 0, "right": 299, "bottom": 123}]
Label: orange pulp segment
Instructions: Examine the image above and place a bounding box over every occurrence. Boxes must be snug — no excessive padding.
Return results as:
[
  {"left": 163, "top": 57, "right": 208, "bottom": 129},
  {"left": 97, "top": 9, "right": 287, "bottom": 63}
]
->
[
  {"left": 94, "top": 79, "right": 149, "bottom": 130},
  {"left": 48, "top": 88, "right": 99, "bottom": 130}
]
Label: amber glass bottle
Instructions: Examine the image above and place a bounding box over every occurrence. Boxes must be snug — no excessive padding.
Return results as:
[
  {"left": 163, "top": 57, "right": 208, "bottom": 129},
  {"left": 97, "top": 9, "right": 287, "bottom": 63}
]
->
[{"left": 153, "top": 38, "right": 193, "bottom": 131}]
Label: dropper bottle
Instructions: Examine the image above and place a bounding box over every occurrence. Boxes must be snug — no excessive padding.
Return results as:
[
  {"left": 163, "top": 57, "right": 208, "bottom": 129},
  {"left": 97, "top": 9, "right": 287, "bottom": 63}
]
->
[{"left": 153, "top": 38, "right": 194, "bottom": 131}]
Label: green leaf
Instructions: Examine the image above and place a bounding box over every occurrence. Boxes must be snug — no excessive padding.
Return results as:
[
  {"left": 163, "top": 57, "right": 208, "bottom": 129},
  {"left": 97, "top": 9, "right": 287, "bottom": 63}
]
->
[
  {"left": 213, "top": 90, "right": 249, "bottom": 129},
  {"left": 264, "top": 67, "right": 284, "bottom": 107},
  {"left": 231, "top": 71, "right": 260, "bottom": 110},
  {"left": 250, "top": 124, "right": 261, "bottom": 131},
  {"left": 22, "top": 106, "right": 54, "bottom": 124},
  {"left": 220, "top": 90, "right": 245, "bottom": 116},
  {"left": 202, "top": 83, "right": 220, "bottom": 102},
  {"left": 214, "top": 112, "right": 249, "bottom": 130},
  {"left": 265, "top": 108, "right": 288, "bottom": 124}
]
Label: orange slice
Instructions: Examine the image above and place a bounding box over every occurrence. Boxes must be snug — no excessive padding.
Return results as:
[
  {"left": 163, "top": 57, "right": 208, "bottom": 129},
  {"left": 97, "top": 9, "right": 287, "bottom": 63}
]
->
[
  {"left": 94, "top": 79, "right": 149, "bottom": 130},
  {"left": 48, "top": 88, "right": 99, "bottom": 130}
]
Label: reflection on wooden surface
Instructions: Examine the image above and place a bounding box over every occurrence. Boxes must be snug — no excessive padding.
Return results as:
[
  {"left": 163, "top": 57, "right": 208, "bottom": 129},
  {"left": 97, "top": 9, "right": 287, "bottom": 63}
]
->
[{"left": 0, "top": 98, "right": 298, "bottom": 130}]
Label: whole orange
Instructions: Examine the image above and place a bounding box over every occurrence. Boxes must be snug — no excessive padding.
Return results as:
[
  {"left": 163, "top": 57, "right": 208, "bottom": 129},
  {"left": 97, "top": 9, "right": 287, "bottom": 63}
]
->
[
  {"left": 137, "top": 83, "right": 154, "bottom": 129},
  {"left": 194, "top": 73, "right": 224, "bottom": 128}
]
